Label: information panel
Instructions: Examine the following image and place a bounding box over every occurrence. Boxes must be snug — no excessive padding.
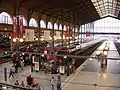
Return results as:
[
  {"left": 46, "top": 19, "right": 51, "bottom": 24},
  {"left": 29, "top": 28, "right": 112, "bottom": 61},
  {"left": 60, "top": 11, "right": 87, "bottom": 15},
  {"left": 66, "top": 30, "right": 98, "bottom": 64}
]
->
[{"left": 25, "top": 29, "right": 34, "bottom": 41}]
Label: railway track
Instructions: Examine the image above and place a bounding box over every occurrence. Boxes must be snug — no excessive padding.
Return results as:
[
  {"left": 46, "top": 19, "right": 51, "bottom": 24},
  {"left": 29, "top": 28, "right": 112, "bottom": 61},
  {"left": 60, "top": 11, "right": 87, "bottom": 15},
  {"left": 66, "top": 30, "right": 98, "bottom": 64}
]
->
[
  {"left": 114, "top": 41, "right": 120, "bottom": 55},
  {"left": 75, "top": 40, "right": 104, "bottom": 69}
]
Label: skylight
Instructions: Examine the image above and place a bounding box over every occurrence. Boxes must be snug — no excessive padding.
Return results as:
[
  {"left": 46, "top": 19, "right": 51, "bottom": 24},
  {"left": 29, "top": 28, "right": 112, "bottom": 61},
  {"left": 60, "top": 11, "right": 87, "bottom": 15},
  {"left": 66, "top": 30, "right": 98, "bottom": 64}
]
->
[{"left": 91, "top": 0, "right": 120, "bottom": 18}]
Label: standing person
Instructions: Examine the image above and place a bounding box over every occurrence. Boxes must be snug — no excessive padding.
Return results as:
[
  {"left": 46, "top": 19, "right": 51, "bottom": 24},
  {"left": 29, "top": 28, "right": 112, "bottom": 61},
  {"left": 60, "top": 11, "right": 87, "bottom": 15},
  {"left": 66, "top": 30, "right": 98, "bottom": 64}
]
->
[
  {"left": 15, "top": 60, "right": 20, "bottom": 73},
  {"left": 14, "top": 63, "right": 18, "bottom": 73},
  {"left": 50, "top": 77, "right": 54, "bottom": 90},
  {"left": 26, "top": 75, "right": 32, "bottom": 87},
  {"left": 20, "top": 59, "right": 24, "bottom": 70},
  {"left": 57, "top": 82, "right": 61, "bottom": 90},
  {"left": 9, "top": 69, "right": 14, "bottom": 78},
  {"left": 14, "top": 80, "right": 19, "bottom": 86}
]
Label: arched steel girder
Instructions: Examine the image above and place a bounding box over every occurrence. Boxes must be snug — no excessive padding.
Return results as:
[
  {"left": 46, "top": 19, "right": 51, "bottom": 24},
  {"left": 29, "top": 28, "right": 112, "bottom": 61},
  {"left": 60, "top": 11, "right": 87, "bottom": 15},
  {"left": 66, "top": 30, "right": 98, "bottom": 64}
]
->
[
  {"left": 25, "top": 0, "right": 78, "bottom": 25},
  {"left": 30, "top": 8, "right": 75, "bottom": 24},
  {"left": 28, "top": 7, "right": 76, "bottom": 25},
  {"left": 17, "top": 0, "right": 99, "bottom": 25}
]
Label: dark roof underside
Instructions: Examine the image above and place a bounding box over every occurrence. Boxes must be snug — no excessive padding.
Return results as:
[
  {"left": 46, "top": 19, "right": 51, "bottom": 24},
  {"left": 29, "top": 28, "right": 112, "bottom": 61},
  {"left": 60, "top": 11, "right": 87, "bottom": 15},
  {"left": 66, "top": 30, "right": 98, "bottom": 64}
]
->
[{"left": 0, "top": 0, "right": 120, "bottom": 25}]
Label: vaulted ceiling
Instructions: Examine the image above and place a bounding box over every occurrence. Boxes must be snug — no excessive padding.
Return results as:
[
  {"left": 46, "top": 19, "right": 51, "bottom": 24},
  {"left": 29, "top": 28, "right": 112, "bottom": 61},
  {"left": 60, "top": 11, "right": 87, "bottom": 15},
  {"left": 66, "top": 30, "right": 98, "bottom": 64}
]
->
[
  {"left": 91, "top": 0, "right": 120, "bottom": 18},
  {"left": 0, "top": 0, "right": 120, "bottom": 25}
]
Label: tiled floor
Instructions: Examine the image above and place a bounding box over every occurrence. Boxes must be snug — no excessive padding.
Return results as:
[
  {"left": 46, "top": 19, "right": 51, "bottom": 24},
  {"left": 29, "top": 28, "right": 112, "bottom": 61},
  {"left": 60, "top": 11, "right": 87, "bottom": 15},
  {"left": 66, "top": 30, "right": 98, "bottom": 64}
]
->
[{"left": 63, "top": 40, "right": 120, "bottom": 90}]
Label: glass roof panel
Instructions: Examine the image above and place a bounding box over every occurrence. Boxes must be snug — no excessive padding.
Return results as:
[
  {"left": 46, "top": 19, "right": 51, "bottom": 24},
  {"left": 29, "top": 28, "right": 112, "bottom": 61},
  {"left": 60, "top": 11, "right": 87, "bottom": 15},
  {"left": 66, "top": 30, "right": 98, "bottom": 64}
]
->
[{"left": 91, "top": 0, "right": 120, "bottom": 18}]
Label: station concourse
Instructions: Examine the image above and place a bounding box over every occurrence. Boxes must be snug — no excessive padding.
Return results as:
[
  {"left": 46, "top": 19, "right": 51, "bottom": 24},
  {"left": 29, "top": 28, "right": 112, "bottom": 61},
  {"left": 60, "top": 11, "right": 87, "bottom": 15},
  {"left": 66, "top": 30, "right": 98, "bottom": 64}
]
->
[{"left": 0, "top": 0, "right": 120, "bottom": 90}]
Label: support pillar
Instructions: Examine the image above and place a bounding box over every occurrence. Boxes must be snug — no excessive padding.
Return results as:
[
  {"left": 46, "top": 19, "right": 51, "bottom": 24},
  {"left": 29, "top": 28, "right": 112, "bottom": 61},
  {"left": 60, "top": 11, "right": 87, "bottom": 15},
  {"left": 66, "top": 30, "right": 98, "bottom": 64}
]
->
[
  {"left": 61, "top": 22, "right": 64, "bottom": 46},
  {"left": 84, "top": 24, "right": 86, "bottom": 43},
  {"left": 74, "top": 25, "right": 76, "bottom": 44},
  {"left": 93, "top": 22, "right": 94, "bottom": 36},
  {"left": 78, "top": 25, "right": 80, "bottom": 43},
  {"left": 68, "top": 24, "right": 70, "bottom": 47},
  {"left": 80, "top": 25, "right": 82, "bottom": 43},
  {"left": 27, "top": 9, "right": 34, "bottom": 72},
  {"left": 27, "top": 9, "right": 33, "bottom": 27},
  {"left": 16, "top": 0, "right": 20, "bottom": 51},
  {"left": 52, "top": 18, "right": 56, "bottom": 47},
  {"left": 38, "top": 13, "right": 43, "bottom": 71}
]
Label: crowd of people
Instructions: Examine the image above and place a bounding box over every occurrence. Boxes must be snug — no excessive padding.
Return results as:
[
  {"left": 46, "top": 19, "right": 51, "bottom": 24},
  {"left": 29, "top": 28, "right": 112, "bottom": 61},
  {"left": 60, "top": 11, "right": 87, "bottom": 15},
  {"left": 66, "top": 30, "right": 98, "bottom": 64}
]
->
[
  {"left": 8, "top": 52, "right": 63, "bottom": 90},
  {"left": 8, "top": 53, "right": 41, "bottom": 89},
  {"left": 11, "top": 53, "right": 32, "bottom": 73}
]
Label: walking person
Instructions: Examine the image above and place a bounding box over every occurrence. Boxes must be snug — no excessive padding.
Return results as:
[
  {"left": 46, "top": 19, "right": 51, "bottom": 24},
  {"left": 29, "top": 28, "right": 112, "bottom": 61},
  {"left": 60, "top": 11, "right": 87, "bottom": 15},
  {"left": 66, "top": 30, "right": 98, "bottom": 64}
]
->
[
  {"left": 50, "top": 77, "right": 54, "bottom": 90},
  {"left": 9, "top": 69, "right": 14, "bottom": 78}
]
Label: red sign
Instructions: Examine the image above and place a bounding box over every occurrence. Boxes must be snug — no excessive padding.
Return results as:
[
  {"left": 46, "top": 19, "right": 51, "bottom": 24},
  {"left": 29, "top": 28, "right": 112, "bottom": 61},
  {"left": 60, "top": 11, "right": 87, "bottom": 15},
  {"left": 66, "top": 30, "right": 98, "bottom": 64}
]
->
[
  {"left": 12, "top": 16, "right": 17, "bottom": 38},
  {"left": 47, "top": 56, "right": 58, "bottom": 62},
  {"left": 65, "top": 27, "right": 69, "bottom": 37},
  {"left": 86, "top": 31, "right": 88, "bottom": 37},
  {"left": 88, "top": 31, "right": 90, "bottom": 36},
  {"left": 86, "top": 31, "right": 90, "bottom": 37},
  {"left": 19, "top": 16, "right": 23, "bottom": 38},
  {"left": 65, "top": 27, "right": 73, "bottom": 37}
]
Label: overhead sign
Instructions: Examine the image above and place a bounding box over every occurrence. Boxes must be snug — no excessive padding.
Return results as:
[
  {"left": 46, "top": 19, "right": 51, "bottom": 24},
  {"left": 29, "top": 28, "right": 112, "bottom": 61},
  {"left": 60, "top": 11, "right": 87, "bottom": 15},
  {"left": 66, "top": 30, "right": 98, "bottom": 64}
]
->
[
  {"left": 59, "top": 66, "right": 65, "bottom": 74},
  {"left": 35, "top": 63, "right": 39, "bottom": 71},
  {"left": 25, "top": 29, "right": 34, "bottom": 41},
  {"left": 55, "top": 31, "right": 61, "bottom": 39},
  {"left": 43, "top": 30, "right": 51, "bottom": 40}
]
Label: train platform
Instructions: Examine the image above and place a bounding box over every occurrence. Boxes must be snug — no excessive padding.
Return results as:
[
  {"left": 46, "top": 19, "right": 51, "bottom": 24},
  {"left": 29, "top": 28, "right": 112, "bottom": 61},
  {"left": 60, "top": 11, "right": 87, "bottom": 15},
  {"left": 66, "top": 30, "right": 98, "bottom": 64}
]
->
[{"left": 62, "top": 40, "right": 120, "bottom": 90}]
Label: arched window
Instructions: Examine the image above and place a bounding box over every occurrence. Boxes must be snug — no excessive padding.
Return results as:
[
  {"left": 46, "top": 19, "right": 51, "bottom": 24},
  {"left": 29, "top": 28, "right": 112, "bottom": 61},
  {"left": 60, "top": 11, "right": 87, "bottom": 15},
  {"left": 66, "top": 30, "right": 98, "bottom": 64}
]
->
[
  {"left": 72, "top": 28, "right": 75, "bottom": 31},
  {"left": 59, "top": 24, "right": 62, "bottom": 30},
  {"left": 47, "top": 22, "right": 52, "bottom": 29},
  {"left": 67, "top": 26, "right": 69, "bottom": 29},
  {"left": 75, "top": 28, "right": 78, "bottom": 32},
  {"left": 22, "top": 17, "right": 27, "bottom": 26},
  {"left": 54, "top": 23, "right": 58, "bottom": 30},
  {"left": 40, "top": 20, "right": 46, "bottom": 28},
  {"left": 0, "top": 12, "right": 12, "bottom": 24},
  {"left": 29, "top": 18, "right": 38, "bottom": 27},
  {"left": 94, "top": 17, "right": 120, "bottom": 33},
  {"left": 63, "top": 25, "right": 66, "bottom": 31}
]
